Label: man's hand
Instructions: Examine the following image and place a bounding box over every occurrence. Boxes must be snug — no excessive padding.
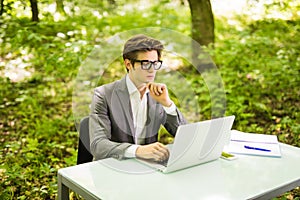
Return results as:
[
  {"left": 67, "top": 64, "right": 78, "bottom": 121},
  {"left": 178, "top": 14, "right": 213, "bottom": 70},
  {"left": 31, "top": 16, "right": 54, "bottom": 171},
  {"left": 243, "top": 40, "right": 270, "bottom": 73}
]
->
[
  {"left": 136, "top": 142, "right": 169, "bottom": 161},
  {"left": 147, "top": 82, "right": 173, "bottom": 107}
]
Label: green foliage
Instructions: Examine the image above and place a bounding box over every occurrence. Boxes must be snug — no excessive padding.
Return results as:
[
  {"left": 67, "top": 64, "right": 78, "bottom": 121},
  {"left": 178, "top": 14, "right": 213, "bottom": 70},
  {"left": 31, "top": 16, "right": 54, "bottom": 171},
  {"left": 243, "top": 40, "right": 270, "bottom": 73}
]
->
[
  {"left": 0, "top": 0, "right": 299, "bottom": 199},
  {"left": 0, "top": 76, "right": 77, "bottom": 199},
  {"left": 211, "top": 16, "right": 300, "bottom": 143}
]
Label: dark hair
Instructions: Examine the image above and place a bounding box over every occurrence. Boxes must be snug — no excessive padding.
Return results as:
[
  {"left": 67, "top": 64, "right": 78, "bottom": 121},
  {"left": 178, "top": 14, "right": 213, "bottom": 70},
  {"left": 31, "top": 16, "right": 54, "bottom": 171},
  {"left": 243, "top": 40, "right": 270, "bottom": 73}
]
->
[{"left": 122, "top": 34, "right": 164, "bottom": 62}]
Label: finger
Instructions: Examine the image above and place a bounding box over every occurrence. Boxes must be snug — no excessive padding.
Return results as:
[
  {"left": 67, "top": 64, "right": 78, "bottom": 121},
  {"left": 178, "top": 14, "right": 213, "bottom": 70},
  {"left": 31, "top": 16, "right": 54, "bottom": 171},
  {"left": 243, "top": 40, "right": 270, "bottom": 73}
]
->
[
  {"left": 161, "top": 148, "right": 170, "bottom": 160},
  {"left": 153, "top": 144, "right": 166, "bottom": 155},
  {"left": 150, "top": 146, "right": 166, "bottom": 160},
  {"left": 152, "top": 149, "right": 165, "bottom": 160},
  {"left": 163, "top": 146, "right": 170, "bottom": 160},
  {"left": 148, "top": 83, "right": 164, "bottom": 96},
  {"left": 156, "top": 142, "right": 167, "bottom": 149},
  {"left": 148, "top": 83, "right": 155, "bottom": 94},
  {"left": 150, "top": 84, "right": 158, "bottom": 95},
  {"left": 154, "top": 85, "right": 160, "bottom": 96},
  {"left": 157, "top": 85, "right": 164, "bottom": 94},
  {"left": 154, "top": 144, "right": 169, "bottom": 160},
  {"left": 147, "top": 82, "right": 153, "bottom": 90}
]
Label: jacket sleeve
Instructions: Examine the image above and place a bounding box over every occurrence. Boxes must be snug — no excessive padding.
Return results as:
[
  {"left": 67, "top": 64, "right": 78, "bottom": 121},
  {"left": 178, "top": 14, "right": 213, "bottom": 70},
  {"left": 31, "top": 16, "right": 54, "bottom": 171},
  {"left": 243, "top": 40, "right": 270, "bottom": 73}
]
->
[
  {"left": 89, "top": 87, "right": 132, "bottom": 160},
  {"left": 163, "top": 108, "right": 187, "bottom": 136}
]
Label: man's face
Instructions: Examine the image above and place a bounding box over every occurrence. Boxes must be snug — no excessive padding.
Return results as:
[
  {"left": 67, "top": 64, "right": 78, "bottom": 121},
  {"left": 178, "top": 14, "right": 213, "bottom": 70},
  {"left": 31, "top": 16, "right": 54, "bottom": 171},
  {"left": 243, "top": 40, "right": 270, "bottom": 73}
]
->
[{"left": 126, "top": 50, "right": 159, "bottom": 88}]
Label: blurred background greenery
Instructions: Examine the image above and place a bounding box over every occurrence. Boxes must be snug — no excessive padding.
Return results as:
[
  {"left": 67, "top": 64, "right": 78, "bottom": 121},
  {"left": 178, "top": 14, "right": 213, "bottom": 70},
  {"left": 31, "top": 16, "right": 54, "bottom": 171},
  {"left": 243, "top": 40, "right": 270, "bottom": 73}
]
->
[{"left": 0, "top": 0, "right": 299, "bottom": 199}]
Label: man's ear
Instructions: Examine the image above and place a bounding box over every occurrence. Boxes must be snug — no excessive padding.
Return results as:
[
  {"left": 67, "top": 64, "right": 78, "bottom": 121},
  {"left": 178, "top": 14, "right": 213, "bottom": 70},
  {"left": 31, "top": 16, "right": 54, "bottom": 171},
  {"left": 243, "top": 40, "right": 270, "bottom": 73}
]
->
[{"left": 124, "top": 59, "right": 132, "bottom": 71}]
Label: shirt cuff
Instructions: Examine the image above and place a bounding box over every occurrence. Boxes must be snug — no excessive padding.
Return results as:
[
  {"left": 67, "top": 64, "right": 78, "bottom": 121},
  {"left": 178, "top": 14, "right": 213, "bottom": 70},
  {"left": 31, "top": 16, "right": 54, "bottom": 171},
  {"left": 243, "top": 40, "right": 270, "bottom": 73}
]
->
[
  {"left": 124, "top": 145, "right": 140, "bottom": 158},
  {"left": 163, "top": 101, "right": 177, "bottom": 116}
]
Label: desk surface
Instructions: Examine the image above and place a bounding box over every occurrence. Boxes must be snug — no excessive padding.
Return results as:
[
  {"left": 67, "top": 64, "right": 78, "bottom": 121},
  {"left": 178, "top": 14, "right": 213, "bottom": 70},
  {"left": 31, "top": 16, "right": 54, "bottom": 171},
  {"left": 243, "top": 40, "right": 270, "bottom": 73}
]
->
[{"left": 58, "top": 143, "right": 300, "bottom": 200}]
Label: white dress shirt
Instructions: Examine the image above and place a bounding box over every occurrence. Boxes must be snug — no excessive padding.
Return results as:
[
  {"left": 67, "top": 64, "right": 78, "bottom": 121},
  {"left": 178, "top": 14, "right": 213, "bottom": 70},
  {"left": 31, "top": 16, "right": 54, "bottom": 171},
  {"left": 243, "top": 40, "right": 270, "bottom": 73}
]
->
[{"left": 124, "top": 75, "right": 177, "bottom": 158}]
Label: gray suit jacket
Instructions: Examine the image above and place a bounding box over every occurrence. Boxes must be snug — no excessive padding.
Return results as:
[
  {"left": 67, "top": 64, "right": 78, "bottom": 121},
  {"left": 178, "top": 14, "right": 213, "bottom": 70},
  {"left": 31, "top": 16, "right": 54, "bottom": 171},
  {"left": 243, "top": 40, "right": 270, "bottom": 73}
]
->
[{"left": 89, "top": 76, "right": 187, "bottom": 160}]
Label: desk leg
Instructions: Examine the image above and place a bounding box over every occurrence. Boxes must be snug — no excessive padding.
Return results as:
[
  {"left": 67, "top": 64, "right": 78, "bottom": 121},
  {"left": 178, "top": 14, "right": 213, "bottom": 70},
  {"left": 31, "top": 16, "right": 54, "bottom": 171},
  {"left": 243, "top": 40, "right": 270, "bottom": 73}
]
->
[{"left": 58, "top": 174, "right": 69, "bottom": 200}]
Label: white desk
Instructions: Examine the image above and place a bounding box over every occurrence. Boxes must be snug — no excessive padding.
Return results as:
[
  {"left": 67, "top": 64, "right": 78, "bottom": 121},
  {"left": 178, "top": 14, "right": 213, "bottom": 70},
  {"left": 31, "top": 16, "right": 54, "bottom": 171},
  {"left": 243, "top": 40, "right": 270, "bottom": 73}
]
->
[{"left": 58, "top": 143, "right": 300, "bottom": 200}]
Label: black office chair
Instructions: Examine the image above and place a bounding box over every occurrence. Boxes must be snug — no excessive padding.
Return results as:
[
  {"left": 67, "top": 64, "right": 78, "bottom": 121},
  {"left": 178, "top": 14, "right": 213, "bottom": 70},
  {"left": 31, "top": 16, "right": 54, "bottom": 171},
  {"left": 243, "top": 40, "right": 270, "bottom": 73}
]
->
[{"left": 77, "top": 117, "right": 93, "bottom": 165}]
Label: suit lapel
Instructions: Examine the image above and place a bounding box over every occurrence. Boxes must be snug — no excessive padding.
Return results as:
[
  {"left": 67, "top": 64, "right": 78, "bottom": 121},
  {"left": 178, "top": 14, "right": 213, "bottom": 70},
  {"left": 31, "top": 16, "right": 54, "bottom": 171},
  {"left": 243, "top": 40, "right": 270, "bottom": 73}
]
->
[{"left": 114, "top": 77, "right": 135, "bottom": 136}]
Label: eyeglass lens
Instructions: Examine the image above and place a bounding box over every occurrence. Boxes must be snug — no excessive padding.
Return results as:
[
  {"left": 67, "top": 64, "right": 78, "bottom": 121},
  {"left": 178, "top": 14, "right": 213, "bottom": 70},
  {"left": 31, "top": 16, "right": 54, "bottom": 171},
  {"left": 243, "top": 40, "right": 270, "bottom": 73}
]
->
[{"left": 141, "top": 61, "right": 162, "bottom": 70}]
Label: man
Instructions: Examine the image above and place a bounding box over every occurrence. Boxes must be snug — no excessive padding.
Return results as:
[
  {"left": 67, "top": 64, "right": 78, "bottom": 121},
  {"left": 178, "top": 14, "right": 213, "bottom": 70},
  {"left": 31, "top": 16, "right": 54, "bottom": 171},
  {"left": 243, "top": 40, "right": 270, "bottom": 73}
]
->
[{"left": 89, "top": 34, "right": 187, "bottom": 162}]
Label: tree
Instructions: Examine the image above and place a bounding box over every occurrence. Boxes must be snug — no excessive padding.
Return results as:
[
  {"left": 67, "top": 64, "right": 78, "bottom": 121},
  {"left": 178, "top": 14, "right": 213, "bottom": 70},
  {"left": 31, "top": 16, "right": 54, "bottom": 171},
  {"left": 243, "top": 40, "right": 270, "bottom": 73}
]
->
[
  {"left": 0, "top": 0, "right": 4, "bottom": 16},
  {"left": 29, "top": 0, "right": 39, "bottom": 22},
  {"left": 187, "top": 0, "right": 215, "bottom": 71},
  {"left": 55, "top": 0, "right": 66, "bottom": 15},
  {"left": 188, "top": 0, "right": 214, "bottom": 46}
]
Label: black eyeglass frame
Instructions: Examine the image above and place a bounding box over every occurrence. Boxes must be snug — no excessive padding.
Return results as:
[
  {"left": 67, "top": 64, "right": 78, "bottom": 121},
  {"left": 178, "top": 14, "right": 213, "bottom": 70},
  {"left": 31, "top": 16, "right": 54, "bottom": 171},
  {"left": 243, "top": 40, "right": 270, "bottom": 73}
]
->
[{"left": 131, "top": 59, "right": 163, "bottom": 70}]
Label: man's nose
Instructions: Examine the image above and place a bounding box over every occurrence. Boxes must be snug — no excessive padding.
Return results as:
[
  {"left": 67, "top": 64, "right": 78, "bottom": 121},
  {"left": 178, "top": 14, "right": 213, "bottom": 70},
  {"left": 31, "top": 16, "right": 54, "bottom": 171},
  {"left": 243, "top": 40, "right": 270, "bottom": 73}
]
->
[{"left": 148, "top": 64, "right": 155, "bottom": 72}]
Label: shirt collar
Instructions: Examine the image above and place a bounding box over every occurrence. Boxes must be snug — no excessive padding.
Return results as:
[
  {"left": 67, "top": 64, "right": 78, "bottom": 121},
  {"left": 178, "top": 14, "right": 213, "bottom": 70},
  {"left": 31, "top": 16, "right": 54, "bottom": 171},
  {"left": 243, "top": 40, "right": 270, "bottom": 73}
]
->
[{"left": 126, "top": 75, "right": 138, "bottom": 95}]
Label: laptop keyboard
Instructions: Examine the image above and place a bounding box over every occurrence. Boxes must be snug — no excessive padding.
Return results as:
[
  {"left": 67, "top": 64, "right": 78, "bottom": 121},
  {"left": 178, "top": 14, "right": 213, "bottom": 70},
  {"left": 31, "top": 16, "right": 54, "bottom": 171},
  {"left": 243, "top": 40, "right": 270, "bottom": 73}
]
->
[{"left": 157, "top": 159, "right": 168, "bottom": 167}]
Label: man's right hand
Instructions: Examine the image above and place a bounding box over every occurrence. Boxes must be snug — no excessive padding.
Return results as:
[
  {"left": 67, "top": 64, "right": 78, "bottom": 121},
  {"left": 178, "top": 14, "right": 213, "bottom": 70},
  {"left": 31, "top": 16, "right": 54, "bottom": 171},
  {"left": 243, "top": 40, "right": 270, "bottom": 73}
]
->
[{"left": 136, "top": 142, "right": 169, "bottom": 162}]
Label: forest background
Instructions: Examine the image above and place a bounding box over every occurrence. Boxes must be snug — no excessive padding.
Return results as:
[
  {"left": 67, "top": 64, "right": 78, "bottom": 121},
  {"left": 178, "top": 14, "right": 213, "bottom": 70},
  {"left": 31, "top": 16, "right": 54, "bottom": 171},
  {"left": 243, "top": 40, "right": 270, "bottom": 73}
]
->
[{"left": 0, "top": 0, "right": 299, "bottom": 199}]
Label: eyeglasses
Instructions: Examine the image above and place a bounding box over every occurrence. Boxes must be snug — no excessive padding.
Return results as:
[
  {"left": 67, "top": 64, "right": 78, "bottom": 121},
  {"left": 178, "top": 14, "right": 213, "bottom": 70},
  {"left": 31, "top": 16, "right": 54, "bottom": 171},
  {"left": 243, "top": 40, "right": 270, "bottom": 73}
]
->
[{"left": 132, "top": 59, "right": 163, "bottom": 70}]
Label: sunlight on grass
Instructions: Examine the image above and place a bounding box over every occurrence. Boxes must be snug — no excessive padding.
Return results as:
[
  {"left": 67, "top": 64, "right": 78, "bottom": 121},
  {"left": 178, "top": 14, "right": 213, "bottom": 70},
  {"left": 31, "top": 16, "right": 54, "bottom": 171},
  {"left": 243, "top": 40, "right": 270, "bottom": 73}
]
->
[{"left": 0, "top": 49, "right": 34, "bottom": 82}]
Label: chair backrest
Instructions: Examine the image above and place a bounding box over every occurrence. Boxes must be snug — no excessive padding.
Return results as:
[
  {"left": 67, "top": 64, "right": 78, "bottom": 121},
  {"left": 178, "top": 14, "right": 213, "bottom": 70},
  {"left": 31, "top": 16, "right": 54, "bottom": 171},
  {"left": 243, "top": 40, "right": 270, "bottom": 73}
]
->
[{"left": 77, "top": 117, "right": 93, "bottom": 165}]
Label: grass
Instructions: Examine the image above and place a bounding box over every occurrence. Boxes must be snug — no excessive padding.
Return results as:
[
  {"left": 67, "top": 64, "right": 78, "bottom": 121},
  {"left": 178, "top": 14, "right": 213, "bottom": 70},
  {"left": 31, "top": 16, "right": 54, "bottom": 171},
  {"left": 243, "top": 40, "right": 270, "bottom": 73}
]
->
[{"left": 0, "top": 0, "right": 299, "bottom": 199}]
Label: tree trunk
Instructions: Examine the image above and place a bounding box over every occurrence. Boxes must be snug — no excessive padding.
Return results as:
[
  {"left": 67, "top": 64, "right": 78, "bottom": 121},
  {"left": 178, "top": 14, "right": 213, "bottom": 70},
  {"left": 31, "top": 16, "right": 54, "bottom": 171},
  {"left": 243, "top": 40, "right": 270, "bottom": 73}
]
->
[
  {"left": 188, "top": 0, "right": 215, "bottom": 71},
  {"left": 56, "top": 0, "right": 66, "bottom": 15},
  {"left": 188, "top": 0, "right": 214, "bottom": 46},
  {"left": 108, "top": 0, "right": 116, "bottom": 5},
  {"left": 0, "top": 0, "right": 4, "bottom": 16},
  {"left": 29, "top": 0, "right": 39, "bottom": 22}
]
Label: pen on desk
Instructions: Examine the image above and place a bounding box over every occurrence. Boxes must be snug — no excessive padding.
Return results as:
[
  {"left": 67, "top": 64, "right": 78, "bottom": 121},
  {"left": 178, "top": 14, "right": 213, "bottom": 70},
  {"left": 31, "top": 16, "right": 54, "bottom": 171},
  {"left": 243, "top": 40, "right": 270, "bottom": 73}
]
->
[{"left": 244, "top": 145, "right": 271, "bottom": 152}]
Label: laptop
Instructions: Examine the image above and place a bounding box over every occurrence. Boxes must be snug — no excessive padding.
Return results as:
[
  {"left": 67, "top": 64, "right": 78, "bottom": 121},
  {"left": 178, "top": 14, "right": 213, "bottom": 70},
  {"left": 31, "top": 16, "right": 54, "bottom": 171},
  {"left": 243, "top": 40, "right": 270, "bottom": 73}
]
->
[{"left": 136, "top": 115, "right": 235, "bottom": 173}]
